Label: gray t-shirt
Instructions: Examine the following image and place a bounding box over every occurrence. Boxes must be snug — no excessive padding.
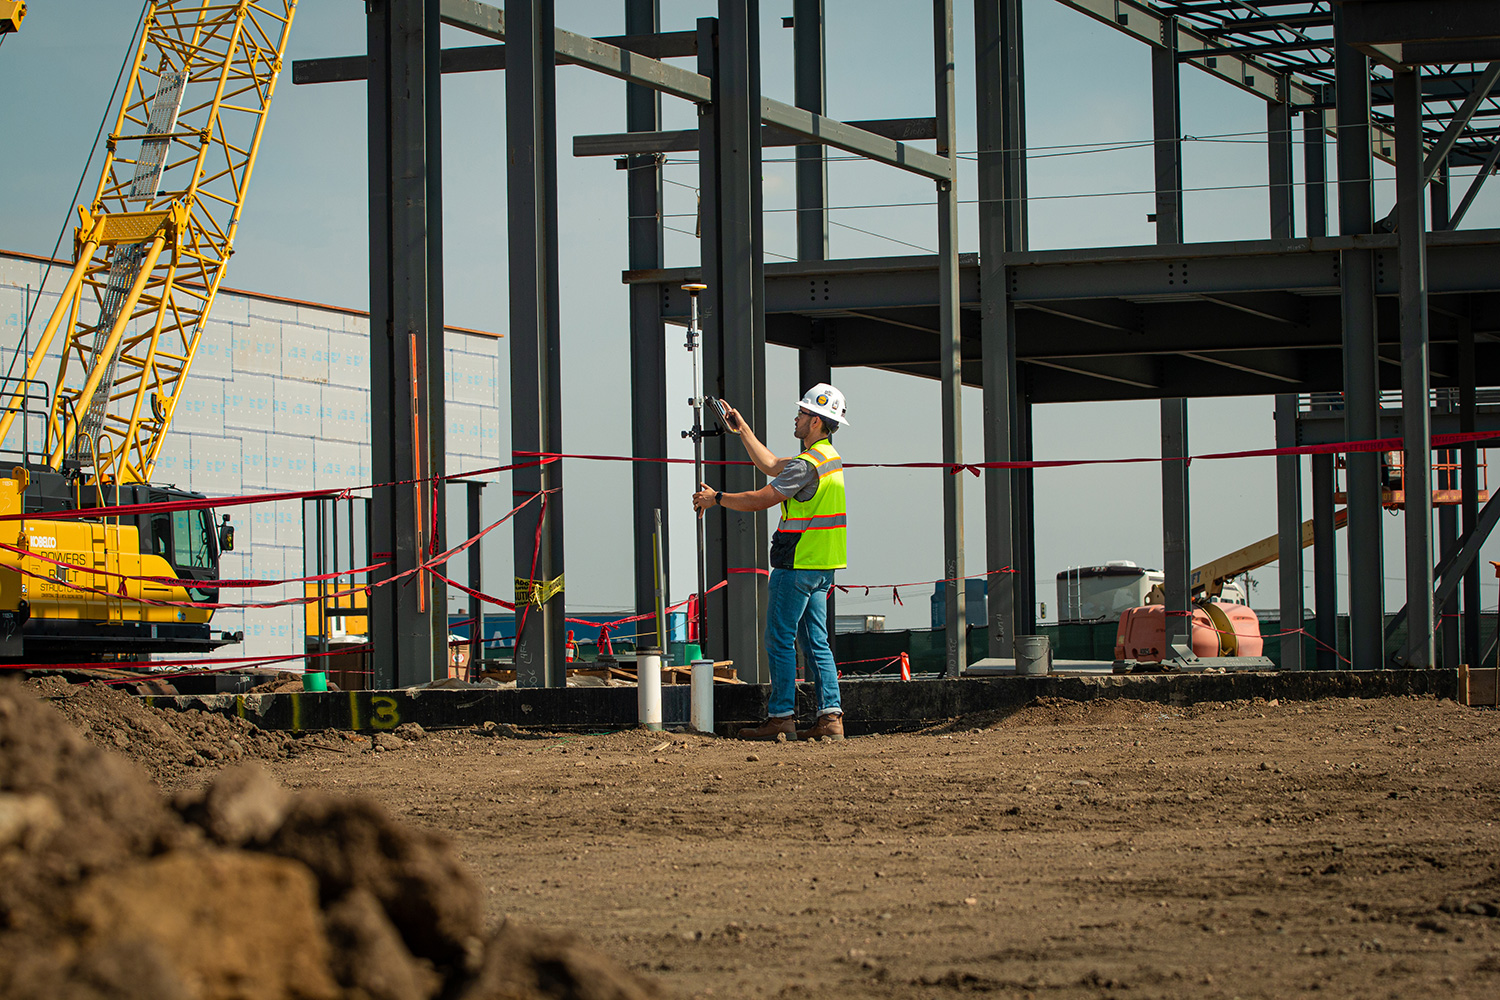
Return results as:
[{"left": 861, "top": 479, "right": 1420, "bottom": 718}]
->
[{"left": 769, "top": 456, "right": 819, "bottom": 503}]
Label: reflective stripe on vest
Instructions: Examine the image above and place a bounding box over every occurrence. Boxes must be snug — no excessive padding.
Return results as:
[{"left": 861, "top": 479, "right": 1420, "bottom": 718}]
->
[{"left": 774, "top": 439, "right": 847, "bottom": 570}]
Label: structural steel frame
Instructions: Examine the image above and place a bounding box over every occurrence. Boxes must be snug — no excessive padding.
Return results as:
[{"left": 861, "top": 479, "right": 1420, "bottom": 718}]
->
[{"left": 301, "top": 0, "right": 1500, "bottom": 683}]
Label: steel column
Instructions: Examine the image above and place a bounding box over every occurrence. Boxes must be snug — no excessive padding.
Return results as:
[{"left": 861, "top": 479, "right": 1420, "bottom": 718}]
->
[
  {"left": 936, "top": 0, "right": 965, "bottom": 677},
  {"left": 695, "top": 17, "right": 727, "bottom": 663},
  {"left": 1304, "top": 107, "right": 1328, "bottom": 238},
  {"left": 1433, "top": 159, "right": 1459, "bottom": 667},
  {"left": 467, "top": 481, "right": 484, "bottom": 674},
  {"left": 1152, "top": 18, "right": 1183, "bottom": 247},
  {"left": 1304, "top": 105, "right": 1337, "bottom": 667},
  {"left": 507, "top": 0, "right": 566, "bottom": 687},
  {"left": 792, "top": 0, "right": 827, "bottom": 265},
  {"left": 1395, "top": 69, "right": 1435, "bottom": 669},
  {"left": 708, "top": 1, "right": 766, "bottom": 681},
  {"left": 626, "top": 0, "right": 670, "bottom": 633},
  {"left": 798, "top": 321, "right": 831, "bottom": 390},
  {"left": 1336, "top": 7, "right": 1384, "bottom": 668},
  {"left": 1275, "top": 396, "right": 1304, "bottom": 669},
  {"left": 1016, "top": 397, "right": 1036, "bottom": 635},
  {"left": 1438, "top": 389, "right": 1459, "bottom": 667},
  {"left": 976, "top": 0, "right": 1025, "bottom": 658},
  {"left": 1153, "top": 19, "right": 1190, "bottom": 650},
  {"left": 1268, "top": 100, "right": 1294, "bottom": 242},
  {"left": 1459, "top": 323, "right": 1481, "bottom": 665},
  {"left": 366, "top": 0, "right": 446, "bottom": 688},
  {"left": 1270, "top": 98, "right": 1303, "bottom": 669}
]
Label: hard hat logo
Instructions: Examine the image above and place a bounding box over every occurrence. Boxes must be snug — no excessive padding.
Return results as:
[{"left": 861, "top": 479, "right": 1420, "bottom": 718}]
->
[{"left": 798, "top": 382, "right": 849, "bottom": 427}]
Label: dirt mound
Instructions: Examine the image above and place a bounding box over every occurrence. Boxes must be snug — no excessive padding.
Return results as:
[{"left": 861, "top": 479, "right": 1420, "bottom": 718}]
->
[
  {"left": 921, "top": 696, "right": 1163, "bottom": 733},
  {"left": 0, "top": 680, "right": 662, "bottom": 1000},
  {"left": 27, "top": 675, "right": 295, "bottom": 782},
  {"left": 246, "top": 673, "right": 315, "bottom": 695}
]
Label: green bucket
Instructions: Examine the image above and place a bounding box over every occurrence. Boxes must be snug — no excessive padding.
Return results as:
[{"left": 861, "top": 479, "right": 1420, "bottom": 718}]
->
[{"left": 302, "top": 670, "right": 328, "bottom": 692}]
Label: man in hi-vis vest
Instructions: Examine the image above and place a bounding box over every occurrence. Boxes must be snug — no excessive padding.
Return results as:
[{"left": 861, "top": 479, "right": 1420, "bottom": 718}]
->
[{"left": 692, "top": 383, "right": 849, "bottom": 741}]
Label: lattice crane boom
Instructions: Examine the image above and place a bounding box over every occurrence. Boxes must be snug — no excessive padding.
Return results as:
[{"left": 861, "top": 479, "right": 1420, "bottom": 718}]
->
[{"left": 0, "top": 0, "right": 297, "bottom": 484}]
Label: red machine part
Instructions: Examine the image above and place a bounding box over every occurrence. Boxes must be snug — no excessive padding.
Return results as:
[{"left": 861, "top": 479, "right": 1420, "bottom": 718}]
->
[{"left": 1114, "top": 603, "right": 1264, "bottom": 664}]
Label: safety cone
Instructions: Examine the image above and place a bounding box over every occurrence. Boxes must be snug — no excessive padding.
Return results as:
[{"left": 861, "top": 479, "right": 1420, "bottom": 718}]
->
[{"left": 899, "top": 651, "right": 912, "bottom": 681}]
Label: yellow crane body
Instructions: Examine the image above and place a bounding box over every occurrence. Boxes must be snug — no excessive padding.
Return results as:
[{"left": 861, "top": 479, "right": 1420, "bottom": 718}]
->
[
  {"left": 0, "top": 1, "right": 296, "bottom": 660},
  {"left": 0, "top": 1, "right": 25, "bottom": 35}
]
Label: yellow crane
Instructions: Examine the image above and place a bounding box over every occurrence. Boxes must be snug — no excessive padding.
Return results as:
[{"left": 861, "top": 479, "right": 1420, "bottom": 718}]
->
[
  {"left": 0, "top": 1, "right": 297, "bottom": 660},
  {"left": 1, "top": 0, "right": 296, "bottom": 483},
  {"left": 0, "top": 2, "right": 20, "bottom": 33},
  {"left": 0, "top": 1, "right": 25, "bottom": 36}
]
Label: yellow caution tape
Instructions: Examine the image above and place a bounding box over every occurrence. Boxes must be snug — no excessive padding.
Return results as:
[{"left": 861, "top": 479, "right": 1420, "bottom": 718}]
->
[{"left": 515, "top": 573, "right": 565, "bottom": 607}]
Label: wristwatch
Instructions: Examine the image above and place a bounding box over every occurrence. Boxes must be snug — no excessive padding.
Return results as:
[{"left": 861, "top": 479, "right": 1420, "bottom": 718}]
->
[{"left": 715, "top": 491, "right": 724, "bottom": 507}]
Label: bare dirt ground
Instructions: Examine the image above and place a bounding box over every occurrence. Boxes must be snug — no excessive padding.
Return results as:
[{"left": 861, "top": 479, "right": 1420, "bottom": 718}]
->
[
  {"left": 23, "top": 681, "right": 1500, "bottom": 999},
  {"left": 220, "top": 694, "right": 1500, "bottom": 1000}
]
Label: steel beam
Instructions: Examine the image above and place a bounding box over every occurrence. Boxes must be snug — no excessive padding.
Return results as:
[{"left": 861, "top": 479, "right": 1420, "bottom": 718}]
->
[
  {"left": 627, "top": 0, "right": 670, "bottom": 638},
  {"left": 573, "top": 117, "right": 936, "bottom": 157},
  {"left": 1052, "top": 0, "right": 1318, "bottom": 109},
  {"left": 292, "top": 31, "right": 697, "bottom": 84},
  {"left": 1397, "top": 68, "right": 1435, "bottom": 668},
  {"left": 435, "top": 0, "right": 952, "bottom": 180},
  {"left": 1295, "top": 406, "right": 1500, "bottom": 444},
  {"left": 976, "top": 0, "right": 1025, "bottom": 658},
  {"left": 1448, "top": 141, "right": 1500, "bottom": 230},
  {"left": 935, "top": 0, "right": 965, "bottom": 677},
  {"left": 507, "top": 0, "right": 566, "bottom": 688},
  {"left": 1337, "top": 7, "right": 1386, "bottom": 669},
  {"left": 758, "top": 99, "right": 952, "bottom": 181},
  {"left": 366, "top": 0, "right": 446, "bottom": 689},
  {"left": 1337, "top": 0, "right": 1500, "bottom": 67}
]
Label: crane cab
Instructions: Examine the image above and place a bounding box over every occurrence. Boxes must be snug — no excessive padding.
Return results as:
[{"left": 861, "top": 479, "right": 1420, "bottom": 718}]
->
[{"left": 0, "top": 468, "right": 242, "bottom": 661}]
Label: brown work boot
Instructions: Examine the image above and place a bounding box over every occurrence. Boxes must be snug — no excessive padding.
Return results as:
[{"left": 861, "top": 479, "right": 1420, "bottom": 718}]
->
[
  {"left": 737, "top": 717, "right": 797, "bottom": 741},
  {"left": 798, "top": 712, "right": 845, "bottom": 741}
]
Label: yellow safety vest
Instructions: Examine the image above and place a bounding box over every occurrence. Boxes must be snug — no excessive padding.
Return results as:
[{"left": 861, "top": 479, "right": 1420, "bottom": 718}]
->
[{"left": 770, "top": 439, "right": 847, "bottom": 570}]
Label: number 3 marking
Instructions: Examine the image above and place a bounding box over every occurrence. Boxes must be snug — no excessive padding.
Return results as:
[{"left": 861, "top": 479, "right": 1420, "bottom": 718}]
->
[{"left": 371, "top": 695, "right": 400, "bottom": 730}]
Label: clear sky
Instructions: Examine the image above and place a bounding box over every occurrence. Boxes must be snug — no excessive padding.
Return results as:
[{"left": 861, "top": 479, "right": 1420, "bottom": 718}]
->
[{"left": 2, "top": 1, "right": 1497, "bottom": 629}]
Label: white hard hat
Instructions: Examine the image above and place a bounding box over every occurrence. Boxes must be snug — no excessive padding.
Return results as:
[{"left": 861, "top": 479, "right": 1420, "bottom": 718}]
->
[{"left": 798, "top": 382, "right": 849, "bottom": 427}]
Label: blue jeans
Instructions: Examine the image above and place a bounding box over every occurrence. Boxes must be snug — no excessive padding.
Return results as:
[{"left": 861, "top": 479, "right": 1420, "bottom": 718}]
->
[{"left": 765, "top": 568, "right": 841, "bottom": 719}]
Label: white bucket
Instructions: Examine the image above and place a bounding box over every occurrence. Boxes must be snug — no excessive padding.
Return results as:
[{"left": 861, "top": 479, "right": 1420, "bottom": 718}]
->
[{"left": 1015, "top": 635, "right": 1051, "bottom": 676}]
